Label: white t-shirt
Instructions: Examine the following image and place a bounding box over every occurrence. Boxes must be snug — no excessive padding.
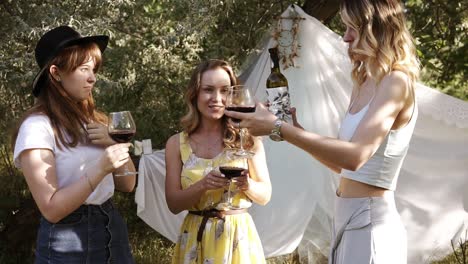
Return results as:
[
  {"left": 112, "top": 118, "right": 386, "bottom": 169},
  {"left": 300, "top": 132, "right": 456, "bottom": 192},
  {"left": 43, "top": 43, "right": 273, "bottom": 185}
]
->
[{"left": 14, "top": 114, "right": 114, "bottom": 205}]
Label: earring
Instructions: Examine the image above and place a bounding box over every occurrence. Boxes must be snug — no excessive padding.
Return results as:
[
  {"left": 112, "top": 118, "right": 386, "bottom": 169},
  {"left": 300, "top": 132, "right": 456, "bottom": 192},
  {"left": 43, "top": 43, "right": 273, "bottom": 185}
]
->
[{"left": 56, "top": 77, "right": 61, "bottom": 82}]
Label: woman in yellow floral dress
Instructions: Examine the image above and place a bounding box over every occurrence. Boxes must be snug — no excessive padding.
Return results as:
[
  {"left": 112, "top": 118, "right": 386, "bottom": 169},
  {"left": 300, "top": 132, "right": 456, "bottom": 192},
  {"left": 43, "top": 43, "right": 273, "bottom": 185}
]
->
[{"left": 165, "top": 59, "right": 271, "bottom": 264}]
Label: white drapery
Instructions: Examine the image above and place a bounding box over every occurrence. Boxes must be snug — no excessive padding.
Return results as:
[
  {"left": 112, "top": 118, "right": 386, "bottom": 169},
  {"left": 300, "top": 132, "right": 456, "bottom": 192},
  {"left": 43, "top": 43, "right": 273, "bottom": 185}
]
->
[{"left": 135, "top": 5, "right": 468, "bottom": 263}]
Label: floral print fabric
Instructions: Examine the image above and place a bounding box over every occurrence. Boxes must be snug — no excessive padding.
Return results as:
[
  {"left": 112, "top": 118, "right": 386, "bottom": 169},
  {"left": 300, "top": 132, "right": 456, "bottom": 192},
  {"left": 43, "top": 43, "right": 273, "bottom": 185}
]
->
[{"left": 171, "top": 132, "right": 266, "bottom": 264}]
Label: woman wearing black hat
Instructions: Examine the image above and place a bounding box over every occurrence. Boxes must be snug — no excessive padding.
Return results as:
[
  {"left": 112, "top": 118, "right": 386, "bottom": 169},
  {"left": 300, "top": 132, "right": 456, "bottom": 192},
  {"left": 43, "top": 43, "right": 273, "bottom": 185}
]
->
[{"left": 12, "top": 26, "right": 135, "bottom": 263}]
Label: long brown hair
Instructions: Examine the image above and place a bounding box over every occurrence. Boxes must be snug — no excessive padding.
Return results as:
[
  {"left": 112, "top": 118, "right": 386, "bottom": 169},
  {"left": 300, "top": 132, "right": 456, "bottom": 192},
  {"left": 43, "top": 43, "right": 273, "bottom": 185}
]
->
[
  {"left": 341, "top": 0, "right": 419, "bottom": 89},
  {"left": 13, "top": 42, "right": 107, "bottom": 149},
  {"left": 180, "top": 59, "right": 254, "bottom": 150}
]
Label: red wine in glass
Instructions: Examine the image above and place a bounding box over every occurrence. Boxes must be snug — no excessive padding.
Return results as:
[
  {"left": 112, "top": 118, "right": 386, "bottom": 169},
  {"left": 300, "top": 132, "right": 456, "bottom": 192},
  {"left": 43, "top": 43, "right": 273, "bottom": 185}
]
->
[
  {"left": 226, "top": 85, "right": 256, "bottom": 158},
  {"left": 225, "top": 106, "right": 256, "bottom": 123},
  {"left": 219, "top": 166, "right": 244, "bottom": 179},
  {"left": 108, "top": 111, "right": 137, "bottom": 176},
  {"left": 109, "top": 130, "right": 136, "bottom": 143},
  {"left": 218, "top": 164, "right": 244, "bottom": 210}
]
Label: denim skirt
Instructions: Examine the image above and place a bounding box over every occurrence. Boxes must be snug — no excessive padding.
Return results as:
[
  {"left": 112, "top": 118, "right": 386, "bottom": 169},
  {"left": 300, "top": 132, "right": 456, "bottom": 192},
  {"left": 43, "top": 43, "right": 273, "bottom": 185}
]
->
[{"left": 35, "top": 199, "right": 134, "bottom": 264}]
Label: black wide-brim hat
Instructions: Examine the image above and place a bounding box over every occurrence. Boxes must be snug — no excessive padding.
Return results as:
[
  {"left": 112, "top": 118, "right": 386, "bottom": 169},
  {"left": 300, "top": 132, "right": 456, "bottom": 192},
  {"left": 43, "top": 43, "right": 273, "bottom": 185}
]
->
[{"left": 32, "top": 26, "right": 109, "bottom": 97}]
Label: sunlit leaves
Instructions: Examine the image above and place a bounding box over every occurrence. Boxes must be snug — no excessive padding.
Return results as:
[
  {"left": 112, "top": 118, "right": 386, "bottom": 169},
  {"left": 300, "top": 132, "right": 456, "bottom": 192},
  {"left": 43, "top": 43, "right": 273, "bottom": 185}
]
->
[
  {"left": 0, "top": 0, "right": 466, "bottom": 153},
  {"left": 405, "top": 0, "right": 467, "bottom": 100}
]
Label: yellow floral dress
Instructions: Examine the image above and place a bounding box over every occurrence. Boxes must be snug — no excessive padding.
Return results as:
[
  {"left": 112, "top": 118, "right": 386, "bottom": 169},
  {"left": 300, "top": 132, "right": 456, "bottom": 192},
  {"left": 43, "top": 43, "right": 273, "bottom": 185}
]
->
[{"left": 172, "top": 132, "right": 266, "bottom": 264}]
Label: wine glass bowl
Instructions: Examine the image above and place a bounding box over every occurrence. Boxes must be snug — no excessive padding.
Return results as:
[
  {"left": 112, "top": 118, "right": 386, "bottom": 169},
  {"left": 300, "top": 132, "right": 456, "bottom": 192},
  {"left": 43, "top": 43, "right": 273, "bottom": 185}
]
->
[
  {"left": 224, "top": 106, "right": 256, "bottom": 123},
  {"left": 226, "top": 85, "right": 256, "bottom": 158},
  {"left": 108, "top": 111, "right": 136, "bottom": 143},
  {"left": 109, "top": 131, "right": 135, "bottom": 143},
  {"left": 217, "top": 149, "right": 247, "bottom": 210},
  {"left": 219, "top": 166, "right": 244, "bottom": 180},
  {"left": 108, "top": 111, "right": 137, "bottom": 176}
]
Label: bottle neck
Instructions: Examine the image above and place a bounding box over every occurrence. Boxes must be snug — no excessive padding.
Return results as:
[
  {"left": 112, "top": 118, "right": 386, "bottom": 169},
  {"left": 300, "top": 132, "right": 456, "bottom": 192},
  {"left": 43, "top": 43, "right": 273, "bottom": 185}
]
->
[{"left": 271, "top": 57, "right": 281, "bottom": 73}]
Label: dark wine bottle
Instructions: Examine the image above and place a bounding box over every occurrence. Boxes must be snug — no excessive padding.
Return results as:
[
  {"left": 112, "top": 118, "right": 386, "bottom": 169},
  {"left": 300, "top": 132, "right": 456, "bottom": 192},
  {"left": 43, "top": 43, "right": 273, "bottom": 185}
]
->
[{"left": 266, "top": 47, "right": 292, "bottom": 140}]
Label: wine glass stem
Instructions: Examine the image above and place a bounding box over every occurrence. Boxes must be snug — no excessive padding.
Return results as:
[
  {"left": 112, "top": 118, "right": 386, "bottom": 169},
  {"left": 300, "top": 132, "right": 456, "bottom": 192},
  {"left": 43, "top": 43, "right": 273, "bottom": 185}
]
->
[
  {"left": 240, "top": 128, "right": 246, "bottom": 151},
  {"left": 115, "top": 161, "right": 137, "bottom": 176},
  {"left": 123, "top": 164, "right": 130, "bottom": 174},
  {"left": 116, "top": 164, "right": 129, "bottom": 176},
  {"left": 227, "top": 180, "right": 233, "bottom": 206}
]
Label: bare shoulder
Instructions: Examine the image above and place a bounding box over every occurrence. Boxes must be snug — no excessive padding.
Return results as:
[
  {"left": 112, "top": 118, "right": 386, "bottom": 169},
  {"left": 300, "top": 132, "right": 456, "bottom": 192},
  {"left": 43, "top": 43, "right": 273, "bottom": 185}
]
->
[
  {"left": 381, "top": 71, "right": 409, "bottom": 89},
  {"left": 378, "top": 71, "right": 410, "bottom": 99},
  {"left": 165, "top": 133, "right": 180, "bottom": 152},
  {"left": 385, "top": 70, "right": 408, "bottom": 81}
]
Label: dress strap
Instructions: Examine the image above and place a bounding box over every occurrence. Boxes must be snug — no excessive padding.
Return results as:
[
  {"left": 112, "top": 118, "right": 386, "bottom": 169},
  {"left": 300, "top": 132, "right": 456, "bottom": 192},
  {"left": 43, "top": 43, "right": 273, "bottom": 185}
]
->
[
  {"left": 407, "top": 77, "right": 417, "bottom": 124},
  {"left": 348, "top": 90, "right": 358, "bottom": 113},
  {"left": 347, "top": 88, "right": 376, "bottom": 115},
  {"left": 179, "top": 132, "right": 192, "bottom": 164}
]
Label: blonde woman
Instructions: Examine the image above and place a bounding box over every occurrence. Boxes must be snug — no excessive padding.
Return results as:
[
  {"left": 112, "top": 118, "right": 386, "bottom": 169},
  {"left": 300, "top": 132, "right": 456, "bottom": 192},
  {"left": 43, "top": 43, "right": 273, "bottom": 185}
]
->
[
  {"left": 165, "top": 59, "right": 271, "bottom": 263},
  {"left": 225, "top": 0, "right": 419, "bottom": 263}
]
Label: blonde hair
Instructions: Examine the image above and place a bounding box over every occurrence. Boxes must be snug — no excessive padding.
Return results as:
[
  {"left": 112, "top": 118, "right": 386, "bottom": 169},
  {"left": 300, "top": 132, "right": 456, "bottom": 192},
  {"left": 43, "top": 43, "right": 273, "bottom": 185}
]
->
[
  {"left": 180, "top": 59, "right": 254, "bottom": 150},
  {"left": 340, "top": 0, "right": 419, "bottom": 89}
]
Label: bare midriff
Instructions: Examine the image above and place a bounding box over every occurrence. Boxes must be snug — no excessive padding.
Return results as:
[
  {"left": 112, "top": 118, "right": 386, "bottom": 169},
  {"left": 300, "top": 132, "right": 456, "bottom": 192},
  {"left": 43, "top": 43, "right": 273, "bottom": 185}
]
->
[{"left": 337, "top": 177, "right": 389, "bottom": 198}]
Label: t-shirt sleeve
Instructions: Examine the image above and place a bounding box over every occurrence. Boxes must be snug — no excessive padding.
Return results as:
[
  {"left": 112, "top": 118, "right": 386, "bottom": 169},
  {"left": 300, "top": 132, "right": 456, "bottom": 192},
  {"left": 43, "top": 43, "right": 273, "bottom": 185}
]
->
[{"left": 13, "top": 115, "right": 55, "bottom": 168}]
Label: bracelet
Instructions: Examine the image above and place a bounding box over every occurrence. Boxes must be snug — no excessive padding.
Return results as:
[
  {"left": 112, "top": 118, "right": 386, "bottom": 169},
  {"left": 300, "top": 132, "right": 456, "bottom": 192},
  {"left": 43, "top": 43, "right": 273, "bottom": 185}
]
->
[{"left": 85, "top": 173, "right": 95, "bottom": 192}]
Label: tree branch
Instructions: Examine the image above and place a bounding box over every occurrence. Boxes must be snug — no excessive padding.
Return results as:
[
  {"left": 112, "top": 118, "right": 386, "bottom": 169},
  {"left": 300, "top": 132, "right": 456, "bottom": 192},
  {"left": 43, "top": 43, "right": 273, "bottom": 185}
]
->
[{"left": 301, "top": 0, "right": 340, "bottom": 22}]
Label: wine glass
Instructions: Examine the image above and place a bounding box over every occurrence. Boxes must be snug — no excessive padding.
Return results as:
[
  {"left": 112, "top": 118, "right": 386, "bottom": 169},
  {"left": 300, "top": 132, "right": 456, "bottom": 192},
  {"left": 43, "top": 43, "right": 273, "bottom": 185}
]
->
[
  {"left": 226, "top": 85, "right": 256, "bottom": 158},
  {"left": 217, "top": 150, "right": 248, "bottom": 210},
  {"left": 108, "top": 111, "right": 137, "bottom": 176}
]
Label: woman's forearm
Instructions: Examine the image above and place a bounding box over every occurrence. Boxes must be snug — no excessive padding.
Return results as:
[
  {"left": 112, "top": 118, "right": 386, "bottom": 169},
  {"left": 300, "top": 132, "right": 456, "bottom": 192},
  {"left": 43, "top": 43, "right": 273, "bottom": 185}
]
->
[
  {"left": 36, "top": 169, "right": 107, "bottom": 223},
  {"left": 166, "top": 181, "right": 206, "bottom": 214},
  {"left": 244, "top": 179, "right": 271, "bottom": 205},
  {"left": 281, "top": 122, "right": 365, "bottom": 171}
]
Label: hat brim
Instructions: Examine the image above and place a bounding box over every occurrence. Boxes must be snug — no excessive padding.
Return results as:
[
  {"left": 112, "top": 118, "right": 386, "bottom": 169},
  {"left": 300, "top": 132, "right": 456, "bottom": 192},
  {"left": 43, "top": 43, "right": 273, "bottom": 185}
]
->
[{"left": 32, "top": 35, "right": 109, "bottom": 97}]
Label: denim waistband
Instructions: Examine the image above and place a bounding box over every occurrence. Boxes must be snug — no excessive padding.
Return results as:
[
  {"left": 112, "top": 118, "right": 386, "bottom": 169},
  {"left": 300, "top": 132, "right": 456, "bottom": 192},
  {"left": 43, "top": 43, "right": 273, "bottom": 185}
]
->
[{"left": 37, "top": 198, "right": 134, "bottom": 263}]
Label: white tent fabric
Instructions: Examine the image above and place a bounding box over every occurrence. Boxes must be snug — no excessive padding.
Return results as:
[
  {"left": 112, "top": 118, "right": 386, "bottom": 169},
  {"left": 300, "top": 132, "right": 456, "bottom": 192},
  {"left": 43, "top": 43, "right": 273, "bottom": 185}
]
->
[{"left": 135, "top": 5, "right": 468, "bottom": 263}]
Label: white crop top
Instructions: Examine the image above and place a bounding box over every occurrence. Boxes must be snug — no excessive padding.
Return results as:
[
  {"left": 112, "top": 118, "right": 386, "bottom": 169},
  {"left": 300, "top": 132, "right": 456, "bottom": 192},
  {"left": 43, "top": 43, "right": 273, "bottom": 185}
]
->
[
  {"left": 14, "top": 114, "right": 114, "bottom": 205},
  {"left": 338, "top": 93, "right": 418, "bottom": 191}
]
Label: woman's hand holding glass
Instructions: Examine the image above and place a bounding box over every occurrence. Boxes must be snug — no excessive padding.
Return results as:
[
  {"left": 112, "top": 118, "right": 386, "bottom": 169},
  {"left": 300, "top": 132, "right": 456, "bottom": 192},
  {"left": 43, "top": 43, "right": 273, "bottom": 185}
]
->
[
  {"left": 97, "top": 143, "right": 133, "bottom": 176},
  {"left": 202, "top": 170, "right": 230, "bottom": 191},
  {"left": 108, "top": 111, "right": 137, "bottom": 176},
  {"left": 233, "top": 170, "right": 250, "bottom": 192},
  {"left": 224, "top": 101, "right": 276, "bottom": 137},
  {"left": 225, "top": 85, "right": 256, "bottom": 157},
  {"left": 217, "top": 150, "right": 248, "bottom": 210},
  {"left": 225, "top": 104, "right": 304, "bottom": 137}
]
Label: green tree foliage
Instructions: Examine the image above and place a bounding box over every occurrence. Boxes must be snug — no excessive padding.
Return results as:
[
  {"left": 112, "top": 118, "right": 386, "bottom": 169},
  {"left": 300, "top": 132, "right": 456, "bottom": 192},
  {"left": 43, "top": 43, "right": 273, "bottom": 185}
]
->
[
  {"left": 0, "top": 0, "right": 287, "bottom": 260},
  {"left": 405, "top": 0, "right": 467, "bottom": 100}
]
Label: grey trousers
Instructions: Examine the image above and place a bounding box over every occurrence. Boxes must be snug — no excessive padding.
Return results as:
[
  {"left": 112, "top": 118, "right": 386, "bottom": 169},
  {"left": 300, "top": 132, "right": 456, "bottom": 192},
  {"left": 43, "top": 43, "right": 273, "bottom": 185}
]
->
[{"left": 329, "top": 192, "right": 407, "bottom": 264}]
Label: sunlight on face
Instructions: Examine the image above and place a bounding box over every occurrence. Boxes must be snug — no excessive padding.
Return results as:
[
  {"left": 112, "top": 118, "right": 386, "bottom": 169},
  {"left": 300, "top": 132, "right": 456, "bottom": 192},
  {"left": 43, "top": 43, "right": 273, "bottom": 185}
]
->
[
  {"left": 340, "top": 9, "right": 366, "bottom": 62},
  {"left": 196, "top": 67, "right": 231, "bottom": 121}
]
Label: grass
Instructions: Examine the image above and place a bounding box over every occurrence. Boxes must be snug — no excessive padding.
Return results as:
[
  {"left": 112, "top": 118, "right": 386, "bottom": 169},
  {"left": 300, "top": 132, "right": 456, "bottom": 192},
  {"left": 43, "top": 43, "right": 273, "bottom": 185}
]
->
[
  {"left": 128, "top": 228, "right": 322, "bottom": 264},
  {"left": 130, "top": 230, "right": 174, "bottom": 263},
  {"left": 129, "top": 228, "right": 467, "bottom": 264},
  {"left": 128, "top": 224, "right": 308, "bottom": 264},
  {"left": 432, "top": 239, "right": 468, "bottom": 264},
  {"left": 3, "top": 191, "right": 463, "bottom": 263}
]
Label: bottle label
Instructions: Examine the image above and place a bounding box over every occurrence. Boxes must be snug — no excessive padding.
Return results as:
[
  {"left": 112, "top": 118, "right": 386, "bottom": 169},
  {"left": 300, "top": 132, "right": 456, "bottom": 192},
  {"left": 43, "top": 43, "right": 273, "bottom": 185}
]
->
[{"left": 266, "top": 86, "right": 292, "bottom": 123}]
